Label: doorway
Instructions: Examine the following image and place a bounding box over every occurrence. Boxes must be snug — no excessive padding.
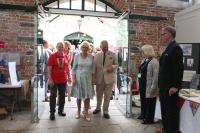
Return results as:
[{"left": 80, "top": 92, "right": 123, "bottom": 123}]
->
[{"left": 32, "top": 0, "right": 131, "bottom": 122}]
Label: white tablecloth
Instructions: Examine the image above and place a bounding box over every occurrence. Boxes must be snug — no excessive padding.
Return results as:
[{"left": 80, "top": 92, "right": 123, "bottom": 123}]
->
[
  {"left": 154, "top": 97, "right": 200, "bottom": 133},
  {"left": 180, "top": 100, "right": 200, "bottom": 133}
]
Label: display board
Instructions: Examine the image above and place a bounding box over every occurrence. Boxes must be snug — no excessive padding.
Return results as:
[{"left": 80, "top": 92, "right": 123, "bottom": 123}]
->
[
  {"left": 176, "top": 4, "right": 200, "bottom": 89},
  {"left": 178, "top": 43, "right": 200, "bottom": 88}
]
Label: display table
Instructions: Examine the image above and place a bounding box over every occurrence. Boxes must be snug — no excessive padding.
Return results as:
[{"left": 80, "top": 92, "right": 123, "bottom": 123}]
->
[
  {"left": 0, "top": 82, "right": 22, "bottom": 120},
  {"left": 179, "top": 89, "right": 200, "bottom": 133},
  {"left": 154, "top": 89, "right": 200, "bottom": 133}
]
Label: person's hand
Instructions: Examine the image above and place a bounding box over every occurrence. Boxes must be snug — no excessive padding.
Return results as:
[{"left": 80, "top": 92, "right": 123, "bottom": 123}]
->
[
  {"left": 106, "top": 65, "right": 113, "bottom": 73},
  {"left": 49, "top": 78, "right": 54, "bottom": 86},
  {"left": 169, "top": 87, "right": 178, "bottom": 96}
]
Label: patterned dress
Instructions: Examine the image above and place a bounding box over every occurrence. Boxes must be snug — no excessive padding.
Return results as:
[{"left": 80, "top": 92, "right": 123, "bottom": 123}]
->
[{"left": 71, "top": 53, "right": 95, "bottom": 99}]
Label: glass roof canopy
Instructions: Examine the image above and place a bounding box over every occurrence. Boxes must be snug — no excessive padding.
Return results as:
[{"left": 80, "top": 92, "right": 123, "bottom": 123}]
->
[{"left": 43, "top": 0, "right": 119, "bottom": 18}]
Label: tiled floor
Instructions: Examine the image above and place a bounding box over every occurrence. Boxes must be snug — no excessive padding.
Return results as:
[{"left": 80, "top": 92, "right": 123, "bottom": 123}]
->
[
  {"left": 0, "top": 97, "right": 162, "bottom": 133},
  {"left": 0, "top": 84, "right": 162, "bottom": 133}
]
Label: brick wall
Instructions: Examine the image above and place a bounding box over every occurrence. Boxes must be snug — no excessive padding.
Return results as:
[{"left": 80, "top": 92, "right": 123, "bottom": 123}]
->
[
  {"left": 0, "top": 0, "right": 185, "bottom": 77},
  {"left": 0, "top": 0, "right": 35, "bottom": 6},
  {"left": 0, "top": 8, "right": 36, "bottom": 79},
  {"left": 127, "top": 0, "right": 184, "bottom": 68}
]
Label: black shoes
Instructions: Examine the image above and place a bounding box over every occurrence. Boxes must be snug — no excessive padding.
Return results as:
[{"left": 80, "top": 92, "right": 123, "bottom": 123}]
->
[
  {"left": 141, "top": 120, "right": 154, "bottom": 124},
  {"left": 58, "top": 112, "right": 66, "bottom": 116},
  {"left": 110, "top": 96, "right": 113, "bottom": 100},
  {"left": 50, "top": 114, "right": 55, "bottom": 120},
  {"left": 93, "top": 109, "right": 110, "bottom": 119},
  {"left": 103, "top": 114, "right": 110, "bottom": 119},
  {"left": 93, "top": 109, "right": 101, "bottom": 114},
  {"left": 137, "top": 115, "right": 144, "bottom": 120},
  {"left": 50, "top": 111, "right": 66, "bottom": 120}
]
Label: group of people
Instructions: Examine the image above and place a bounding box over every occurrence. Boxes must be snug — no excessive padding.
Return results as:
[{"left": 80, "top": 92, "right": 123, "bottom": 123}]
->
[
  {"left": 46, "top": 40, "right": 118, "bottom": 122},
  {"left": 43, "top": 25, "right": 184, "bottom": 133},
  {"left": 138, "top": 26, "right": 184, "bottom": 133}
]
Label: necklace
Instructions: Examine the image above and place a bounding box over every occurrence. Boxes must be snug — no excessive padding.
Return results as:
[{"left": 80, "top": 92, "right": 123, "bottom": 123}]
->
[{"left": 56, "top": 53, "right": 64, "bottom": 69}]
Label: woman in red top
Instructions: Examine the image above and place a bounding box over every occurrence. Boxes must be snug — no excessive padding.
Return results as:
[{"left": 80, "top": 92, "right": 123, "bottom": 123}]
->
[{"left": 48, "top": 42, "right": 69, "bottom": 120}]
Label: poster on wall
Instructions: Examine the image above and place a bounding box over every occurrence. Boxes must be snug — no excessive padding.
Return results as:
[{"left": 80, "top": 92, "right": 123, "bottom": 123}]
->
[
  {"left": 8, "top": 62, "right": 20, "bottom": 86},
  {"left": 187, "top": 58, "right": 194, "bottom": 67},
  {"left": 179, "top": 44, "right": 192, "bottom": 56},
  {"left": 183, "top": 70, "right": 196, "bottom": 82},
  {"left": 0, "top": 52, "right": 20, "bottom": 65}
]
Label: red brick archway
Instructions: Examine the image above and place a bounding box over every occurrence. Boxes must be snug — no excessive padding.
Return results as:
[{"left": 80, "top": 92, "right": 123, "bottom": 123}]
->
[{"left": 106, "top": 0, "right": 129, "bottom": 12}]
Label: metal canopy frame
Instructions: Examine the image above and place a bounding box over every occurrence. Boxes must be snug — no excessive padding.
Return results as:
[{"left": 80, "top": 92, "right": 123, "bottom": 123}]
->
[
  {"left": 42, "top": 0, "right": 121, "bottom": 18},
  {"left": 64, "top": 31, "right": 93, "bottom": 42}
]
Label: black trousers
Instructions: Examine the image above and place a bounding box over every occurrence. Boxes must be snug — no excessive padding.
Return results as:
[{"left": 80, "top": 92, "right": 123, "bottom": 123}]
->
[
  {"left": 145, "top": 97, "right": 156, "bottom": 123},
  {"left": 139, "top": 90, "right": 146, "bottom": 118},
  {"left": 50, "top": 83, "right": 66, "bottom": 114},
  {"left": 160, "top": 91, "right": 181, "bottom": 133}
]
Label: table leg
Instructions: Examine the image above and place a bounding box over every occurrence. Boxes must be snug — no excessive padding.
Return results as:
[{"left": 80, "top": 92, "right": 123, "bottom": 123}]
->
[{"left": 10, "top": 101, "right": 15, "bottom": 120}]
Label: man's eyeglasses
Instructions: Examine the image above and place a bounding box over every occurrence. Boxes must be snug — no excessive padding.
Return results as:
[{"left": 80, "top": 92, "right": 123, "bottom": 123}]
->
[{"left": 161, "top": 32, "right": 167, "bottom": 36}]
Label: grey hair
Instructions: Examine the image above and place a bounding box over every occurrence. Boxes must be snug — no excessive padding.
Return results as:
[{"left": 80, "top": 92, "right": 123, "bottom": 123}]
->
[
  {"left": 163, "top": 26, "right": 176, "bottom": 38},
  {"left": 80, "top": 41, "right": 90, "bottom": 49},
  {"left": 100, "top": 40, "right": 108, "bottom": 45}
]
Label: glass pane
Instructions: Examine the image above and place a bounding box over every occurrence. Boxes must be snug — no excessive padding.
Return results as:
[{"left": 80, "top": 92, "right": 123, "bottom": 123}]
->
[
  {"left": 31, "top": 76, "right": 39, "bottom": 123},
  {"left": 96, "top": 1, "right": 105, "bottom": 12},
  {"left": 115, "top": 19, "right": 132, "bottom": 117},
  {"left": 71, "top": 0, "right": 82, "bottom": 10},
  {"left": 59, "top": 0, "right": 70, "bottom": 9},
  {"left": 46, "top": 1, "right": 58, "bottom": 8},
  {"left": 85, "top": 0, "right": 95, "bottom": 11}
]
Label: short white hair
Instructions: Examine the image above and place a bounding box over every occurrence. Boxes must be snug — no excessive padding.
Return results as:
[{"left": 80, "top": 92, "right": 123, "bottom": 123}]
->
[
  {"left": 141, "top": 44, "right": 156, "bottom": 57},
  {"left": 80, "top": 41, "right": 90, "bottom": 49}
]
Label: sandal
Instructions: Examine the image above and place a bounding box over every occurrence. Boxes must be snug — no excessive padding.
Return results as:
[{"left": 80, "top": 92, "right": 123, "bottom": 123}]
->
[
  {"left": 75, "top": 112, "right": 80, "bottom": 119},
  {"left": 84, "top": 114, "right": 91, "bottom": 122}
]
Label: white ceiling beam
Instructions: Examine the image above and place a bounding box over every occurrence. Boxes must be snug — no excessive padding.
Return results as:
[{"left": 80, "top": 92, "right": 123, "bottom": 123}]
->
[{"left": 48, "top": 8, "right": 118, "bottom": 18}]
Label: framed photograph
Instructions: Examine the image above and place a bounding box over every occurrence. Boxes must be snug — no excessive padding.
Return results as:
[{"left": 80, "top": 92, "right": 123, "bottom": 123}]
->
[
  {"left": 179, "top": 44, "right": 192, "bottom": 56},
  {"left": 183, "top": 70, "right": 196, "bottom": 82},
  {"left": 187, "top": 58, "right": 194, "bottom": 67}
]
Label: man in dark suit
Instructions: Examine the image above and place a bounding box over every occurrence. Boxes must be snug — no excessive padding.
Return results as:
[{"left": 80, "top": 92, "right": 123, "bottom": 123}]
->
[{"left": 156, "top": 26, "right": 184, "bottom": 133}]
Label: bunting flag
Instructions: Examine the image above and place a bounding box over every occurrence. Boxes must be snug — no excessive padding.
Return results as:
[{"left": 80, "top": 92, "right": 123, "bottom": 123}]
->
[
  {"left": 179, "top": 98, "right": 185, "bottom": 109},
  {"left": 189, "top": 101, "right": 200, "bottom": 116}
]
